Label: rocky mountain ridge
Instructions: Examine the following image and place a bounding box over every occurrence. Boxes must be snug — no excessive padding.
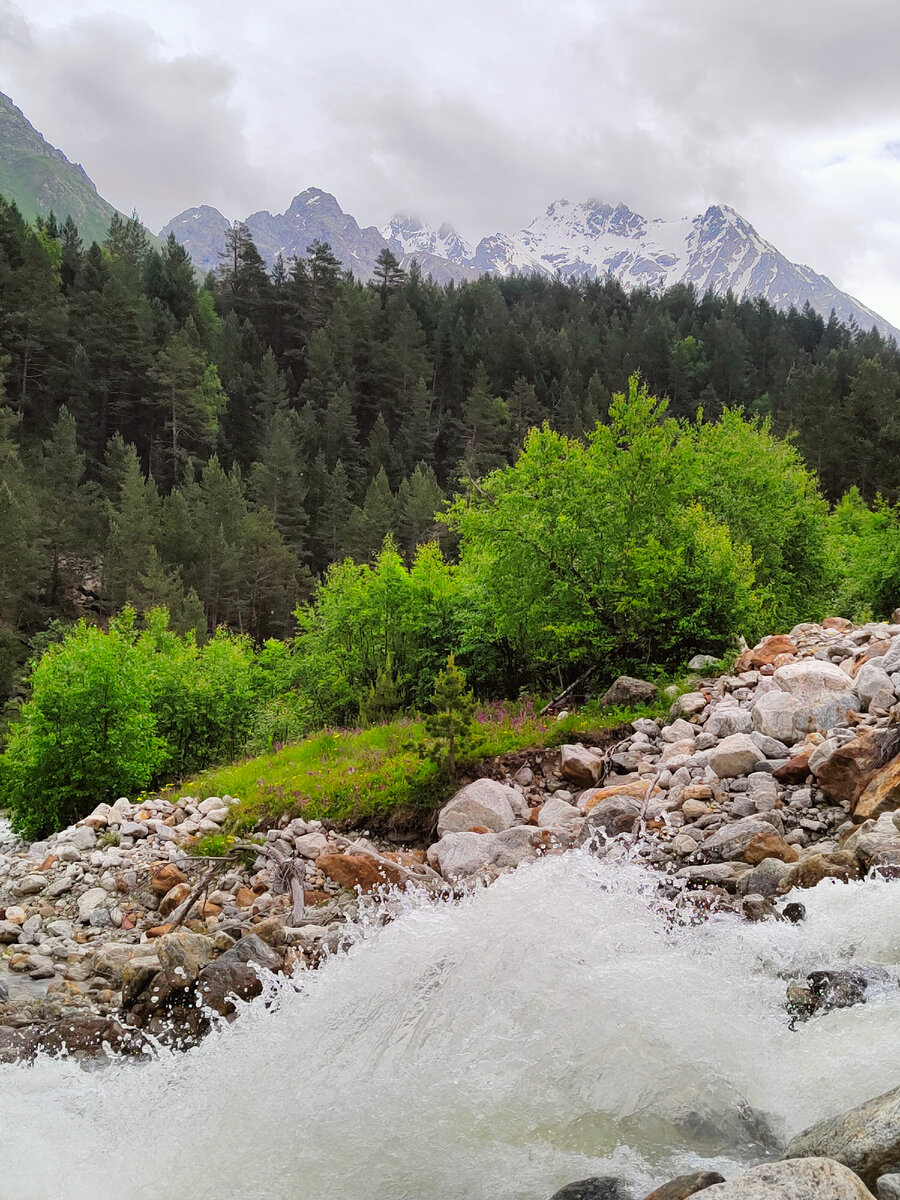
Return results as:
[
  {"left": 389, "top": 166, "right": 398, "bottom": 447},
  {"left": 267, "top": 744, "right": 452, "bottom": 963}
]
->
[
  {"left": 0, "top": 90, "right": 147, "bottom": 248},
  {"left": 161, "top": 189, "right": 900, "bottom": 339}
]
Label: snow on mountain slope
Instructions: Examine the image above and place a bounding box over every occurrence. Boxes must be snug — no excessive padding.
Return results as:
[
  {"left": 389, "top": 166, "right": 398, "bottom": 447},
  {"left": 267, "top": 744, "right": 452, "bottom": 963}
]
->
[{"left": 161, "top": 193, "right": 899, "bottom": 340}]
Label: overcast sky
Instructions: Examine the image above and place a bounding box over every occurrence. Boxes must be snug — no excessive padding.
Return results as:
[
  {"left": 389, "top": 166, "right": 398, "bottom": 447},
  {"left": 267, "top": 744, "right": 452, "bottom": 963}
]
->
[{"left": 2, "top": 0, "right": 900, "bottom": 323}]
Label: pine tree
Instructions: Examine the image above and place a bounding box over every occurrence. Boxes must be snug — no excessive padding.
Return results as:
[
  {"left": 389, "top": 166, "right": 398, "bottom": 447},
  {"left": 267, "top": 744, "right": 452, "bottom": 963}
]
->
[
  {"left": 348, "top": 468, "right": 398, "bottom": 561},
  {"left": 461, "top": 364, "right": 511, "bottom": 478},
  {"left": 424, "top": 655, "right": 476, "bottom": 778},
  {"left": 39, "top": 406, "right": 95, "bottom": 607},
  {"left": 249, "top": 406, "right": 308, "bottom": 556},
  {"left": 397, "top": 464, "right": 444, "bottom": 557},
  {"left": 104, "top": 443, "right": 161, "bottom": 608},
  {"left": 371, "top": 248, "right": 406, "bottom": 310},
  {"left": 366, "top": 412, "right": 401, "bottom": 484},
  {"left": 311, "top": 459, "right": 354, "bottom": 567}
]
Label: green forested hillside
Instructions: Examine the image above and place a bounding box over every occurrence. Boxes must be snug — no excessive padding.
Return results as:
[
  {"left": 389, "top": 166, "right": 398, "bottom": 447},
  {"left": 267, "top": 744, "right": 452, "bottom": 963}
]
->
[
  {"left": 2, "top": 192, "right": 900, "bottom": 704},
  {"left": 0, "top": 92, "right": 130, "bottom": 249}
]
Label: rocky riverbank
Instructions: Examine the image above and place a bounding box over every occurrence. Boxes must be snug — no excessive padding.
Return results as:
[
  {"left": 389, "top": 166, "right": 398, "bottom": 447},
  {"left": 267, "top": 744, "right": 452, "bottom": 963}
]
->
[{"left": 2, "top": 616, "right": 900, "bottom": 1194}]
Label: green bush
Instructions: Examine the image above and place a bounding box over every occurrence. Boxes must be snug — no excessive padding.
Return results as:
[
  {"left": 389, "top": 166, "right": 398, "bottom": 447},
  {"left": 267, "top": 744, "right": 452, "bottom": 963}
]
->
[{"left": 0, "top": 611, "right": 164, "bottom": 837}]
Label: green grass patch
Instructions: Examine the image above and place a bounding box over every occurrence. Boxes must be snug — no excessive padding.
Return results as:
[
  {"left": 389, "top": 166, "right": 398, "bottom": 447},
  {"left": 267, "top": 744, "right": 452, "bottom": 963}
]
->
[{"left": 175, "top": 695, "right": 669, "bottom": 834}]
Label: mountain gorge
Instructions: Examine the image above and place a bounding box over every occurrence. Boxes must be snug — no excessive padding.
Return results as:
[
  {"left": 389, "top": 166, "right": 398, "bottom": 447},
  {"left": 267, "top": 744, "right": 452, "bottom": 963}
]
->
[{"left": 162, "top": 190, "right": 899, "bottom": 339}]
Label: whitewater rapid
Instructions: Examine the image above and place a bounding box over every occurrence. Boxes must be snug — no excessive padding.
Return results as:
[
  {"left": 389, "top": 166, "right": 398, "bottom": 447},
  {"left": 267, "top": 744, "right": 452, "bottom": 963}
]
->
[{"left": 1, "top": 853, "right": 899, "bottom": 1200}]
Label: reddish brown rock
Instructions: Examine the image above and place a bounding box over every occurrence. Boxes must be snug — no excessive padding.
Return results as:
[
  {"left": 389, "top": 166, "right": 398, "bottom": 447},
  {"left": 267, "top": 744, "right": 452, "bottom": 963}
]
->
[
  {"left": 149, "top": 863, "right": 189, "bottom": 898},
  {"left": 744, "top": 832, "right": 799, "bottom": 865},
  {"left": 316, "top": 851, "right": 407, "bottom": 894},
  {"left": 528, "top": 806, "right": 542, "bottom": 826},
  {"left": 159, "top": 882, "right": 191, "bottom": 917},
  {"left": 816, "top": 728, "right": 900, "bottom": 806},
  {"left": 642, "top": 1171, "right": 726, "bottom": 1199},
  {"left": 773, "top": 749, "right": 813, "bottom": 784},
  {"left": 854, "top": 755, "right": 900, "bottom": 821},
  {"left": 303, "top": 889, "right": 331, "bottom": 907},
  {"left": 234, "top": 888, "right": 257, "bottom": 908},
  {"left": 737, "top": 634, "right": 797, "bottom": 672},
  {"left": 467, "top": 825, "right": 491, "bottom": 834},
  {"left": 780, "top": 851, "right": 861, "bottom": 891},
  {"left": 582, "top": 780, "right": 659, "bottom": 814}
]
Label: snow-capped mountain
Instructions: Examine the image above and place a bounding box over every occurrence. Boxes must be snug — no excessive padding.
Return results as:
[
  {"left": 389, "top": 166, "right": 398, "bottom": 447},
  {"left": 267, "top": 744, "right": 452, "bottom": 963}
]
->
[{"left": 161, "top": 193, "right": 899, "bottom": 340}]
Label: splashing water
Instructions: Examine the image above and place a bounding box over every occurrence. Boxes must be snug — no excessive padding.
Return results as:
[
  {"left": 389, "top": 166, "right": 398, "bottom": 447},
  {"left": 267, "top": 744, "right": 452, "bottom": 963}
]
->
[{"left": 1, "top": 853, "right": 899, "bottom": 1200}]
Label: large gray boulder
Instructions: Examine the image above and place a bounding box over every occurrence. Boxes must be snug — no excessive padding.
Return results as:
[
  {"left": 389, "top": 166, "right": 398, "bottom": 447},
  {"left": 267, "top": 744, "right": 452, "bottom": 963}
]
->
[
  {"left": 856, "top": 661, "right": 894, "bottom": 711},
  {"left": 560, "top": 744, "right": 606, "bottom": 785},
  {"left": 752, "top": 691, "right": 801, "bottom": 745},
  {"left": 549, "top": 1179, "right": 633, "bottom": 1200},
  {"left": 703, "top": 816, "right": 779, "bottom": 861},
  {"left": 707, "top": 734, "right": 762, "bottom": 778},
  {"left": 600, "top": 676, "right": 658, "bottom": 707},
  {"left": 699, "top": 1158, "right": 872, "bottom": 1198},
  {"left": 774, "top": 660, "right": 857, "bottom": 703},
  {"left": 436, "top": 779, "right": 519, "bottom": 836},
  {"left": 706, "top": 707, "right": 753, "bottom": 739},
  {"left": 783, "top": 1084, "right": 900, "bottom": 1189}
]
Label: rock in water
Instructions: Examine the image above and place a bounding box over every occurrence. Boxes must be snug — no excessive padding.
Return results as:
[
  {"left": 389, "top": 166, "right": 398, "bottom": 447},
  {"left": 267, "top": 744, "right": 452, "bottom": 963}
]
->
[
  {"left": 782, "top": 1085, "right": 900, "bottom": 1189},
  {"left": 642, "top": 1172, "right": 726, "bottom": 1199},
  {"left": 549, "top": 1179, "right": 634, "bottom": 1200},
  {"left": 436, "top": 778, "right": 519, "bottom": 835},
  {"left": 699, "top": 1157, "right": 872, "bottom": 1197}
]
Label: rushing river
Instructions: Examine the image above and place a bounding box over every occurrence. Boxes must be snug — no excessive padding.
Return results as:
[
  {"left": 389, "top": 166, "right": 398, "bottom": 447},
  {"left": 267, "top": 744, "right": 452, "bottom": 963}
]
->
[{"left": 1, "top": 853, "right": 898, "bottom": 1200}]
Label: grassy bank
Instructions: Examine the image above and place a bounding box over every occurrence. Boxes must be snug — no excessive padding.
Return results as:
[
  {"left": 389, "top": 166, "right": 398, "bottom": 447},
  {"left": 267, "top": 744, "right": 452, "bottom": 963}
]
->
[{"left": 176, "top": 698, "right": 667, "bottom": 835}]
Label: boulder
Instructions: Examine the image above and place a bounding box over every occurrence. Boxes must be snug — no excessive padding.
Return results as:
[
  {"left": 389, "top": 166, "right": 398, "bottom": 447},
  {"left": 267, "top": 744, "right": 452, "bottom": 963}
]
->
[
  {"left": 856, "top": 662, "right": 895, "bottom": 711},
  {"left": 76, "top": 888, "right": 108, "bottom": 922},
  {"left": 878, "top": 1174, "right": 900, "bottom": 1199},
  {"left": 436, "top": 778, "right": 520, "bottom": 835},
  {"left": 294, "top": 831, "right": 329, "bottom": 859},
  {"left": 642, "top": 1172, "right": 726, "bottom": 1199},
  {"left": 855, "top": 757, "right": 900, "bottom": 822},
  {"left": 738, "top": 634, "right": 797, "bottom": 670},
  {"left": 703, "top": 816, "right": 781, "bottom": 862},
  {"left": 783, "top": 1084, "right": 900, "bottom": 1189},
  {"left": 149, "top": 862, "right": 189, "bottom": 898},
  {"left": 315, "top": 852, "right": 407, "bottom": 893},
  {"left": 159, "top": 882, "right": 191, "bottom": 917},
  {"left": 738, "top": 856, "right": 796, "bottom": 898},
  {"left": 706, "top": 708, "right": 753, "bottom": 739},
  {"left": 549, "top": 1180, "right": 633, "bottom": 1200},
  {"left": 699, "top": 1158, "right": 873, "bottom": 1198},
  {"left": 752, "top": 692, "right": 800, "bottom": 745},
  {"left": 577, "top": 795, "right": 642, "bottom": 843},
  {"left": 427, "top": 832, "right": 503, "bottom": 881},
  {"left": 774, "top": 660, "right": 859, "bottom": 703},
  {"left": 196, "top": 958, "right": 264, "bottom": 1015},
  {"left": 743, "top": 831, "right": 798, "bottom": 865},
  {"left": 223, "top": 933, "right": 281, "bottom": 972},
  {"left": 156, "top": 931, "right": 216, "bottom": 989},
  {"left": 670, "top": 692, "right": 707, "bottom": 719},
  {"left": 559, "top": 745, "right": 607, "bottom": 786},
  {"left": 816, "top": 728, "right": 900, "bottom": 806},
  {"left": 773, "top": 749, "right": 813, "bottom": 784},
  {"left": 538, "top": 797, "right": 582, "bottom": 828},
  {"left": 688, "top": 654, "right": 721, "bottom": 671},
  {"left": 600, "top": 676, "right": 658, "bottom": 708},
  {"left": 675, "top": 862, "right": 750, "bottom": 889},
  {"left": 581, "top": 780, "right": 657, "bottom": 813},
  {"left": 793, "top": 694, "right": 859, "bottom": 737},
  {"left": 121, "top": 956, "right": 163, "bottom": 1008},
  {"left": 707, "top": 734, "right": 763, "bottom": 779}
]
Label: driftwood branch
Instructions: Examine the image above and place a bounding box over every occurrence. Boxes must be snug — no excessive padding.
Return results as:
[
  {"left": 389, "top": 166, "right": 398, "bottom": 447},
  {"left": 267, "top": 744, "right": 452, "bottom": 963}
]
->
[{"left": 538, "top": 666, "right": 595, "bottom": 717}]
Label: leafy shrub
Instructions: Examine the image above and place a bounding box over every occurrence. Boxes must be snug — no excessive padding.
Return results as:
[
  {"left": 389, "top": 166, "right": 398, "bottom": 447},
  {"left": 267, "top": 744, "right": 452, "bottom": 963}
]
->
[{"left": 0, "top": 611, "right": 164, "bottom": 837}]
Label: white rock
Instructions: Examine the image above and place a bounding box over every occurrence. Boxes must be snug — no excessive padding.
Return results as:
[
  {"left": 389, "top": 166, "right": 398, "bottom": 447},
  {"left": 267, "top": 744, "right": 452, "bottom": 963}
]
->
[
  {"left": 705, "top": 707, "right": 753, "bottom": 738},
  {"left": 559, "top": 744, "right": 605, "bottom": 785},
  {"left": 856, "top": 661, "right": 894, "bottom": 711},
  {"left": 808, "top": 737, "right": 840, "bottom": 774},
  {"left": 436, "top": 779, "right": 519, "bottom": 836},
  {"left": 76, "top": 888, "right": 108, "bottom": 922},
  {"left": 700, "top": 1156, "right": 868, "bottom": 1195},
  {"left": 670, "top": 692, "right": 706, "bottom": 718},
  {"left": 707, "top": 734, "right": 763, "bottom": 779},
  {"left": 294, "top": 832, "right": 329, "bottom": 859},
  {"left": 537, "top": 797, "right": 582, "bottom": 827},
  {"left": 751, "top": 691, "right": 801, "bottom": 745},
  {"left": 774, "top": 659, "right": 858, "bottom": 703},
  {"left": 426, "top": 831, "right": 503, "bottom": 880}
]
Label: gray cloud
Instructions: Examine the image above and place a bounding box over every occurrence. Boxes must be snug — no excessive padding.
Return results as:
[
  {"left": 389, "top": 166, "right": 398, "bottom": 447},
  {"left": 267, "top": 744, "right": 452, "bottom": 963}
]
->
[
  {"left": 1, "top": 0, "right": 899, "bottom": 323},
  {"left": 0, "top": 2, "right": 260, "bottom": 229}
]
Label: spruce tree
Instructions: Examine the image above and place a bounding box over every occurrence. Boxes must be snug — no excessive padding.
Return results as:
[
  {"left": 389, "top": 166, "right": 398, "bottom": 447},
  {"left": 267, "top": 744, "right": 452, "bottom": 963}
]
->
[{"left": 424, "top": 655, "right": 476, "bottom": 778}]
